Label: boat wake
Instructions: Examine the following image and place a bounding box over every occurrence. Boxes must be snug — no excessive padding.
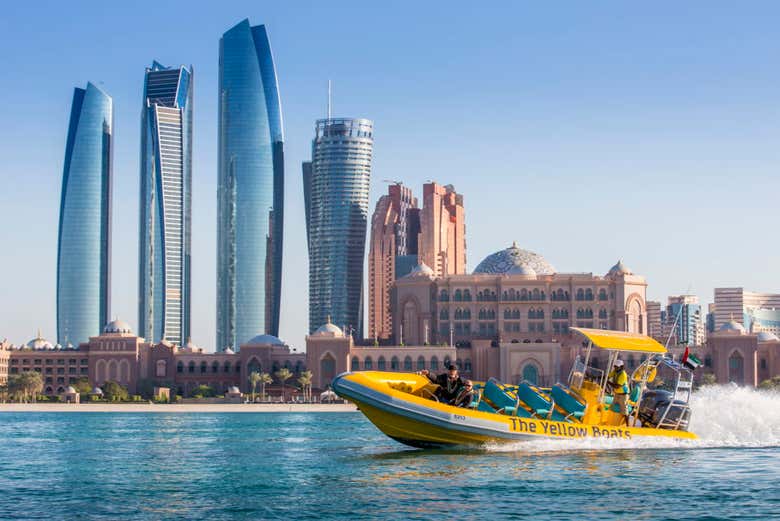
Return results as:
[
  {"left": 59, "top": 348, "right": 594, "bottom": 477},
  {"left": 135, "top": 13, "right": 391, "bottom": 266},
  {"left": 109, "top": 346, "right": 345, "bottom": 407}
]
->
[{"left": 484, "top": 385, "right": 780, "bottom": 453}]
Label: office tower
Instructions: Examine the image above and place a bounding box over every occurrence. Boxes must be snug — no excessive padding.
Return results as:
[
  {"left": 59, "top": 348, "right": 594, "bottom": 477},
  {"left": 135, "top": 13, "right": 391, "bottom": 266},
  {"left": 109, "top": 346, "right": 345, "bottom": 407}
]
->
[
  {"left": 418, "top": 182, "right": 466, "bottom": 277},
  {"left": 217, "top": 19, "right": 284, "bottom": 350},
  {"left": 646, "top": 300, "right": 662, "bottom": 341},
  {"left": 57, "top": 82, "right": 113, "bottom": 347},
  {"left": 138, "top": 61, "right": 193, "bottom": 344},
  {"left": 368, "top": 183, "right": 420, "bottom": 340},
  {"left": 304, "top": 118, "right": 374, "bottom": 336},
  {"left": 713, "top": 288, "right": 780, "bottom": 331},
  {"left": 663, "top": 295, "right": 704, "bottom": 347}
]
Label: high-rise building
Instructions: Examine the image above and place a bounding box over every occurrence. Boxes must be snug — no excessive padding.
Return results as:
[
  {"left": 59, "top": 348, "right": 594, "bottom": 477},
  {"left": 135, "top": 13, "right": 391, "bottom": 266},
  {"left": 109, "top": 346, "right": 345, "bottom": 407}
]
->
[
  {"left": 57, "top": 83, "right": 113, "bottom": 347},
  {"left": 138, "top": 61, "right": 193, "bottom": 345},
  {"left": 713, "top": 288, "right": 780, "bottom": 331},
  {"left": 418, "top": 182, "right": 466, "bottom": 277},
  {"left": 662, "top": 295, "right": 704, "bottom": 347},
  {"left": 217, "top": 20, "right": 284, "bottom": 350},
  {"left": 646, "top": 300, "right": 662, "bottom": 341},
  {"left": 303, "top": 118, "right": 374, "bottom": 336},
  {"left": 368, "top": 183, "right": 420, "bottom": 340}
]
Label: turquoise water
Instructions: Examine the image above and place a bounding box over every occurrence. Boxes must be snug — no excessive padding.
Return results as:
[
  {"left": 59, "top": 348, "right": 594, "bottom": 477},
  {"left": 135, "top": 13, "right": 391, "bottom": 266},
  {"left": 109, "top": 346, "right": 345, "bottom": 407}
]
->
[{"left": 0, "top": 386, "right": 779, "bottom": 520}]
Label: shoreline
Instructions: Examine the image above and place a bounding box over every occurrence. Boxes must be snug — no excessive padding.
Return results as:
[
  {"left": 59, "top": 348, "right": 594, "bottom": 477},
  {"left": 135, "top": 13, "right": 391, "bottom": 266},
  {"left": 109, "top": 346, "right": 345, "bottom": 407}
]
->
[{"left": 0, "top": 403, "right": 357, "bottom": 413}]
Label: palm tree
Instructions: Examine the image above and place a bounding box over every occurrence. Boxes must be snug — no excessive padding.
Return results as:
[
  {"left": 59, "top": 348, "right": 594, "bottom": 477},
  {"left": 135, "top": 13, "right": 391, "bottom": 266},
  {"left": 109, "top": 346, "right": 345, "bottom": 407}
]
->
[
  {"left": 275, "top": 368, "right": 293, "bottom": 402},
  {"left": 297, "top": 371, "right": 313, "bottom": 401},
  {"left": 259, "top": 372, "right": 273, "bottom": 402},
  {"left": 249, "top": 371, "right": 262, "bottom": 402}
]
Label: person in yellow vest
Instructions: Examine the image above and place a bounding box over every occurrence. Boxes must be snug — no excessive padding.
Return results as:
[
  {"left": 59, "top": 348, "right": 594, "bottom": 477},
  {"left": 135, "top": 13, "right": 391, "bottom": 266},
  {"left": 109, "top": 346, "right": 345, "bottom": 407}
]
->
[{"left": 608, "top": 359, "right": 630, "bottom": 425}]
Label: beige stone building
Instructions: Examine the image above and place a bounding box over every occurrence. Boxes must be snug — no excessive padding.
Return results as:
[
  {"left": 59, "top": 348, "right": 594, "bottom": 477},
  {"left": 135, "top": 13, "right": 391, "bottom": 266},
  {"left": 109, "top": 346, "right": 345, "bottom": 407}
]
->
[{"left": 417, "top": 182, "right": 466, "bottom": 278}]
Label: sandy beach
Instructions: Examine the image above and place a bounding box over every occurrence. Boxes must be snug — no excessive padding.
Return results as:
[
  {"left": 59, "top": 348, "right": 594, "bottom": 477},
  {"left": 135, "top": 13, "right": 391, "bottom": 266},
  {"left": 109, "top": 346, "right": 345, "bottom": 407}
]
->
[{"left": 0, "top": 403, "right": 357, "bottom": 413}]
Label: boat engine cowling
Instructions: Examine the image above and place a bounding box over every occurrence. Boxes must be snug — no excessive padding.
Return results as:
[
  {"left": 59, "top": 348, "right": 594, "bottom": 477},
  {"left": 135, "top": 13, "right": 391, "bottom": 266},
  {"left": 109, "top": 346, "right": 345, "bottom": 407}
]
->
[{"left": 638, "top": 390, "right": 691, "bottom": 430}]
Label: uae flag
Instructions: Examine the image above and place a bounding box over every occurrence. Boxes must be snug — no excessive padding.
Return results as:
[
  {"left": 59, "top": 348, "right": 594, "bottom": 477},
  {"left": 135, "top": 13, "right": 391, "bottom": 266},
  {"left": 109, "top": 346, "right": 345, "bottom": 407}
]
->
[{"left": 681, "top": 346, "right": 702, "bottom": 370}]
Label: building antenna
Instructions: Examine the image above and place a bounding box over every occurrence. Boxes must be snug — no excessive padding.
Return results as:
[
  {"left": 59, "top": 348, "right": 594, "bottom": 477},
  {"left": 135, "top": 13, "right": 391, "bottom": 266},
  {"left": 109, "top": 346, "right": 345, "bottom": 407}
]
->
[{"left": 327, "top": 79, "right": 332, "bottom": 120}]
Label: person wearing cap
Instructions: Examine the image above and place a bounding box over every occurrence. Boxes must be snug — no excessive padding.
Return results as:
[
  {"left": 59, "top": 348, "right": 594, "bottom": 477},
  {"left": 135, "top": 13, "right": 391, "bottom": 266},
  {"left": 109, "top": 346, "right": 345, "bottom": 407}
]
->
[
  {"left": 418, "top": 365, "right": 465, "bottom": 404},
  {"left": 607, "top": 359, "right": 630, "bottom": 425}
]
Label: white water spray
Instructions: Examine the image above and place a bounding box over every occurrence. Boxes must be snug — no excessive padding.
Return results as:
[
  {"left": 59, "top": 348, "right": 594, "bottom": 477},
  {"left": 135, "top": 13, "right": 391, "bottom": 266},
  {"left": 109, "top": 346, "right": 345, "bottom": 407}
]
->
[{"left": 485, "top": 385, "right": 780, "bottom": 453}]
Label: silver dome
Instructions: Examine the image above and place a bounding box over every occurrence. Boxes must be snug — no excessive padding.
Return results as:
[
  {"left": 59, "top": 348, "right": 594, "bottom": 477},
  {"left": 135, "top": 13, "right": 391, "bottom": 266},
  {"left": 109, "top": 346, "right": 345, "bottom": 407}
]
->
[{"left": 473, "top": 242, "right": 555, "bottom": 276}]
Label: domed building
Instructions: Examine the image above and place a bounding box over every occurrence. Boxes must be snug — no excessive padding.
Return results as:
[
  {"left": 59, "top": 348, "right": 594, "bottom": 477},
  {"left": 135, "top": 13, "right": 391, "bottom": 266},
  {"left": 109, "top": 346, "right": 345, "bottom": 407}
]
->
[
  {"left": 390, "top": 244, "right": 649, "bottom": 374},
  {"left": 103, "top": 319, "right": 133, "bottom": 335}
]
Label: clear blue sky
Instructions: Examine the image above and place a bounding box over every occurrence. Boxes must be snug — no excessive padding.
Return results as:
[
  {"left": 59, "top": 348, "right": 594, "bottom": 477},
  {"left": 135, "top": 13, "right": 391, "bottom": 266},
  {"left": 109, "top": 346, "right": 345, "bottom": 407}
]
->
[{"left": 1, "top": 1, "right": 779, "bottom": 350}]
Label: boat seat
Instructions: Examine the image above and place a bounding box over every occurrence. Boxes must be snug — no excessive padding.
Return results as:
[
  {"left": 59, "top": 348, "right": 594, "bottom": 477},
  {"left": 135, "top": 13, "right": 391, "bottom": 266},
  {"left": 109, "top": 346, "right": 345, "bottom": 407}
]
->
[
  {"left": 516, "top": 382, "right": 566, "bottom": 421},
  {"left": 483, "top": 378, "right": 524, "bottom": 416},
  {"left": 477, "top": 400, "right": 497, "bottom": 413},
  {"left": 551, "top": 384, "right": 586, "bottom": 422}
]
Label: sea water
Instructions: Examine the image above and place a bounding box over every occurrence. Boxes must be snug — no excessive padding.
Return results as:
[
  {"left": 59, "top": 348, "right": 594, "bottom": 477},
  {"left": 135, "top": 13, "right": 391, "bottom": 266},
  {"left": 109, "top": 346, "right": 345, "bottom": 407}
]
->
[{"left": 0, "top": 385, "right": 778, "bottom": 520}]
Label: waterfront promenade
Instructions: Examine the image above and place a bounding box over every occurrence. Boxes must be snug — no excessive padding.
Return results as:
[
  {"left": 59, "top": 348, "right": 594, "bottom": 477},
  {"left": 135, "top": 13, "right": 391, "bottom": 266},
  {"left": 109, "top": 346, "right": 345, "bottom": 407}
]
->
[{"left": 0, "top": 403, "right": 357, "bottom": 413}]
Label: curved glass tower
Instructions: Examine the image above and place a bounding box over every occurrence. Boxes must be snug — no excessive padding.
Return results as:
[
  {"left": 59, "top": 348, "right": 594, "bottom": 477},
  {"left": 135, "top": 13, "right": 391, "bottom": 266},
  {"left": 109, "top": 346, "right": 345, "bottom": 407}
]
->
[
  {"left": 303, "top": 118, "right": 374, "bottom": 336},
  {"left": 217, "top": 19, "right": 284, "bottom": 350},
  {"left": 138, "top": 62, "right": 193, "bottom": 345},
  {"left": 57, "top": 83, "right": 113, "bottom": 346}
]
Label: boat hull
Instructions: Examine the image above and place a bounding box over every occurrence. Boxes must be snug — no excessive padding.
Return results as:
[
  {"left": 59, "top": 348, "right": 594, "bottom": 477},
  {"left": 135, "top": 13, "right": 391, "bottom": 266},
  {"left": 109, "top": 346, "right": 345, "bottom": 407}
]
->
[{"left": 332, "top": 371, "right": 697, "bottom": 448}]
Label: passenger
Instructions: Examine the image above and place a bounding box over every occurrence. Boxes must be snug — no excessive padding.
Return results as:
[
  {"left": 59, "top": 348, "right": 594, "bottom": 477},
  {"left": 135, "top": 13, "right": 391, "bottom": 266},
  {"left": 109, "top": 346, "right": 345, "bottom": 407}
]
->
[
  {"left": 417, "top": 365, "right": 464, "bottom": 404},
  {"left": 608, "top": 359, "right": 630, "bottom": 425},
  {"left": 453, "top": 380, "right": 475, "bottom": 408}
]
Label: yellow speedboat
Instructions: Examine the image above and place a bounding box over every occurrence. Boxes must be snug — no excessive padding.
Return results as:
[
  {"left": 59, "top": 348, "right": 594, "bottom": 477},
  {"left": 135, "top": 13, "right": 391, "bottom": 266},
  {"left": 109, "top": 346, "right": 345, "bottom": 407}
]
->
[{"left": 333, "top": 328, "right": 698, "bottom": 448}]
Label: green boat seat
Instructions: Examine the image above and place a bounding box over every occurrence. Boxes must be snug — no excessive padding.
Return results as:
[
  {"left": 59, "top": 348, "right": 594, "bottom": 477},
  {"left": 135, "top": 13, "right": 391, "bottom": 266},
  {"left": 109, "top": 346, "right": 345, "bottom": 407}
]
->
[
  {"left": 551, "top": 384, "right": 586, "bottom": 422},
  {"left": 629, "top": 384, "right": 641, "bottom": 403},
  {"left": 483, "top": 379, "right": 525, "bottom": 416},
  {"left": 477, "top": 400, "right": 497, "bottom": 413},
  {"left": 516, "top": 382, "right": 566, "bottom": 421}
]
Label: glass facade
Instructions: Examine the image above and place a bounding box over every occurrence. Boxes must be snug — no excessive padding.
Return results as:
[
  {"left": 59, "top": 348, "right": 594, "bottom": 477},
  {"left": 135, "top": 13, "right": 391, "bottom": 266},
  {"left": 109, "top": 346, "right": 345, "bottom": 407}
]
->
[
  {"left": 138, "top": 62, "right": 193, "bottom": 344},
  {"left": 304, "top": 118, "right": 374, "bottom": 336},
  {"left": 217, "top": 19, "right": 284, "bottom": 351},
  {"left": 57, "top": 83, "right": 113, "bottom": 346}
]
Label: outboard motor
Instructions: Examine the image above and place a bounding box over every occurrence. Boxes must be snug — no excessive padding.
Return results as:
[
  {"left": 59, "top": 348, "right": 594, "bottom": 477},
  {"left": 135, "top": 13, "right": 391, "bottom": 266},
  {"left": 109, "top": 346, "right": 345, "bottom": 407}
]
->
[{"left": 638, "top": 389, "right": 691, "bottom": 430}]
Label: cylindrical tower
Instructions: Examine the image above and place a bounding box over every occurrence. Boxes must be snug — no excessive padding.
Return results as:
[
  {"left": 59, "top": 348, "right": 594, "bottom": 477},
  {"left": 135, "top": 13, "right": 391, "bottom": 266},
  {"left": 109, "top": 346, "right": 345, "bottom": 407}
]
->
[{"left": 303, "top": 118, "right": 374, "bottom": 337}]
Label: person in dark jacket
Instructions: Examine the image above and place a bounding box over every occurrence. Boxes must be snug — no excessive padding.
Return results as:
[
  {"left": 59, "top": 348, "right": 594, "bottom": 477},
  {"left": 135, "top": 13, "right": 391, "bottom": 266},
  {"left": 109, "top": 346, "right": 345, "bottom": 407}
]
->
[
  {"left": 453, "top": 380, "right": 475, "bottom": 408},
  {"left": 418, "top": 365, "right": 464, "bottom": 404}
]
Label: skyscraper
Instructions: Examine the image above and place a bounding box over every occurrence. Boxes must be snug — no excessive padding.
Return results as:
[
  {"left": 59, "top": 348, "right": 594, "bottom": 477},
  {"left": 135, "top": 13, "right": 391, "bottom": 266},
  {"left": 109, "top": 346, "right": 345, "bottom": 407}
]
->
[
  {"left": 304, "top": 118, "right": 374, "bottom": 335},
  {"left": 138, "top": 62, "right": 193, "bottom": 345},
  {"left": 57, "top": 82, "right": 113, "bottom": 347},
  {"left": 418, "top": 182, "right": 466, "bottom": 277},
  {"left": 217, "top": 20, "right": 284, "bottom": 350},
  {"left": 662, "top": 295, "right": 704, "bottom": 346},
  {"left": 368, "top": 183, "right": 420, "bottom": 340}
]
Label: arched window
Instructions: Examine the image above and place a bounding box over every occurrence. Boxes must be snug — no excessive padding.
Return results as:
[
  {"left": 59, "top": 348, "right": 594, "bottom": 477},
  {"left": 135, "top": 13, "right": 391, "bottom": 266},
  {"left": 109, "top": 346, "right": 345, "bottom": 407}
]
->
[
  {"left": 454, "top": 289, "right": 462, "bottom": 302},
  {"left": 417, "top": 356, "right": 426, "bottom": 371},
  {"left": 504, "top": 309, "right": 512, "bottom": 320},
  {"left": 528, "top": 309, "right": 536, "bottom": 319},
  {"left": 391, "top": 356, "right": 400, "bottom": 370},
  {"left": 177, "top": 361, "right": 184, "bottom": 373},
  {"left": 430, "top": 356, "right": 439, "bottom": 371},
  {"left": 599, "top": 289, "right": 608, "bottom": 301},
  {"left": 576, "top": 289, "right": 584, "bottom": 301},
  {"left": 224, "top": 361, "right": 231, "bottom": 373},
  {"left": 465, "top": 359, "right": 472, "bottom": 372},
  {"left": 463, "top": 290, "right": 472, "bottom": 301},
  {"left": 272, "top": 361, "right": 280, "bottom": 373},
  {"left": 212, "top": 361, "right": 219, "bottom": 373},
  {"left": 351, "top": 357, "right": 360, "bottom": 371},
  {"left": 440, "top": 309, "right": 449, "bottom": 320},
  {"left": 502, "top": 291, "right": 509, "bottom": 301},
  {"left": 456, "top": 359, "right": 462, "bottom": 370},
  {"left": 235, "top": 362, "right": 241, "bottom": 373},
  {"left": 585, "top": 288, "right": 594, "bottom": 301},
  {"left": 536, "top": 308, "right": 544, "bottom": 319},
  {"left": 532, "top": 289, "right": 540, "bottom": 301},
  {"left": 439, "top": 290, "right": 449, "bottom": 302},
  {"left": 200, "top": 361, "right": 207, "bottom": 374},
  {"left": 188, "top": 361, "right": 196, "bottom": 374},
  {"left": 364, "top": 357, "right": 373, "bottom": 370},
  {"left": 522, "top": 364, "right": 539, "bottom": 385},
  {"left": 577, "top": 308, "right": 584, "bottom": 319},
  {"left": 513, "top": 309, "right": 520, "bottom": 319},
  {"left": 704, "top": 355, "right": 712, "bottom": 368},
  {"left": 295, "top": 361, "right": 303, "bottom": 374},
  {"left": 540, "top": 291, "right": 546, "bottom": 301},
  {"left": 728, "top": 351, "right": 744, "bottom": 385},
  {"left": 521, "top": 289, "right": 528, "bottom": 301},
  {"left": 464, "top": 309, "right": 471, "bottom": 320},
  {"left": 403, "top": 356, "right": 413, "bottom": 371},
  {"left": 377, "top": 357, "right": 386, "bottom": 370},
  {"left": 599, "top": 308, "right": 607, "bottom": 319}
]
